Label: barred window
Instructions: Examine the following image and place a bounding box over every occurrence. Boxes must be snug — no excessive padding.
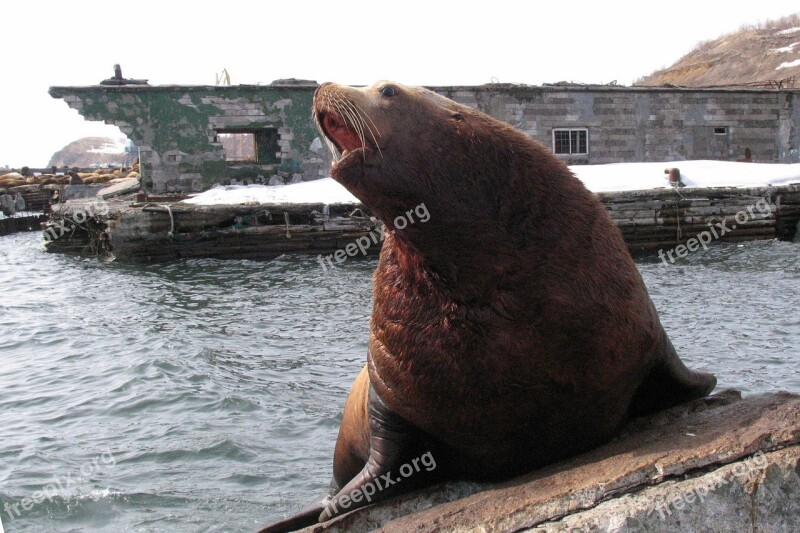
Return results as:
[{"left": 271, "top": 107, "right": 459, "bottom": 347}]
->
[{"left": 552, "top": 128, "right": 588, "bottom": 155}]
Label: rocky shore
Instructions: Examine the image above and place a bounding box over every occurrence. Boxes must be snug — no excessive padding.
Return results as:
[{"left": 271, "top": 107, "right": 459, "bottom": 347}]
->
[{"left": 295, "top": 390, "right": 799, "bottom": 532}]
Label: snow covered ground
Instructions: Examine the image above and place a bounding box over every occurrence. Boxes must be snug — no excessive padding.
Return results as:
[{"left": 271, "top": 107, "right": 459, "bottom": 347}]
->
[
  {"left": 573, "top": 160, "right": 800, "bottom": 193},
  {"left": 183, "top": 160, "right": 800, "bottom": 206},
  {"left": 183, "top": 176, "right": 360, "bottom": 205}
]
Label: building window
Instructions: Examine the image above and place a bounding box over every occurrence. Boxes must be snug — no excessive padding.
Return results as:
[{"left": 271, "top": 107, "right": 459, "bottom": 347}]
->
[
  {"left": 218, "top": 128, "right": 280, "bottom": 164},
  {"left": 552, "top": 128, "right": 588, "bottom": 155},
  {"left": 714, "top": 127, "right": 728, "bottom": 135},
  {"left": 220, "top": 132, "right": 256, "bottom": 162}
]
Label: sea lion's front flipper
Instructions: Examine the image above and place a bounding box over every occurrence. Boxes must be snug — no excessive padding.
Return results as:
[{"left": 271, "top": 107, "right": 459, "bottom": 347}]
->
[
  {"left": 319, "top": 386, "right": 434, "bottom": 521},
  {"left": 629, "top": 333, "right": 717, "bottom": 419},
  {"left": 255, "top": 487, "right": 336, "bottom": 533}
]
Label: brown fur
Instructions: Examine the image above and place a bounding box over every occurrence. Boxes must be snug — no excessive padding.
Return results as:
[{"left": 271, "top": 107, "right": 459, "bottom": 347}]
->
[
  {"left": 331, "top": 367, "right": 371, "bottom": 486},
  {"left": 258, "top": 82, "right": 716, "bottom": 532},
  {"left": 317, "top": 80, "right": 711, "bottom": 479}
]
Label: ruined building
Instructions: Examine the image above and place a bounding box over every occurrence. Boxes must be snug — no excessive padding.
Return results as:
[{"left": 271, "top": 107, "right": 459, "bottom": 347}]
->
[{"left": 50, "top": 81, "right": 800, "bottom": 193}]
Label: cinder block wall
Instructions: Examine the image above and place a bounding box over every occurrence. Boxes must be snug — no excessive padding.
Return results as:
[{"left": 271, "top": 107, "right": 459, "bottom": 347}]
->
[
  {"left": 434, "top": 85, "right": 799, "bottom": 165},
  {"left": 49, "top": 84, "right": 329, "bottom": 194},
  {"left": 50, "top": 84, "right": 799, "bottom": 193}
]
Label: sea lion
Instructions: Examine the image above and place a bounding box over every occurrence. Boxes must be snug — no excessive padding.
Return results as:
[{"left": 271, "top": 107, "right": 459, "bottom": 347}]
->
[{"left": 257, "top": 81, "right": 716, "bottom": 532}]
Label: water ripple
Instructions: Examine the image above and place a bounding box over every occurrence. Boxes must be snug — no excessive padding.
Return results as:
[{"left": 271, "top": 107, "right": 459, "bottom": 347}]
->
[{"left": 0, "top": 232, "right": 797, "bottom": 531}]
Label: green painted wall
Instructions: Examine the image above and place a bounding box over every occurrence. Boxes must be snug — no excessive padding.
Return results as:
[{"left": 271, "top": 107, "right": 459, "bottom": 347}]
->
[{"left": 49, "top": 84, "right": 330, "bottom": 193}]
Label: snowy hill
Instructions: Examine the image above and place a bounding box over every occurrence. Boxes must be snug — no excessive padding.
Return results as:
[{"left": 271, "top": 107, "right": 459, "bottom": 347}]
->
[
  {"left": 48, "top": 137, "right": 131, "bottom": 168},
  {"left": 637, "top": 13, "right": 800, "bottom": 87}
]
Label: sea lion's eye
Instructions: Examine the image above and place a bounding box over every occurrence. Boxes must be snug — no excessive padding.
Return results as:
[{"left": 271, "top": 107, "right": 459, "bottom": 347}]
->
[{"left": 380, "top": 86, "right": 398, "bottom": 97}]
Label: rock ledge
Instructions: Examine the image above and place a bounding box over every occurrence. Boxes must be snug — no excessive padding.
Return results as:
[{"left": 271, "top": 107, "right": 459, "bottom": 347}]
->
[{"left": 300, "top": 390, "right": 800, "bottom": 532}]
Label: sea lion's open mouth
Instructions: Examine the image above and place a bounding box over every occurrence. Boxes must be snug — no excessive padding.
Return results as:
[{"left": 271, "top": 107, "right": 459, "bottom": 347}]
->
[
  {"left": 317, "top": 110, "right": 374, "bottom": 165},
  {"left": 320, "top": 112, "right": 362, "bottom": 157}
]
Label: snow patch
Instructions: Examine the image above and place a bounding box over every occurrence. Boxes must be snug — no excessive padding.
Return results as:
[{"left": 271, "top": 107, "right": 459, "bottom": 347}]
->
[
  {"left": 182, "top": 161, "right": 800, "bottom": 206},
  {"left": 571, "top": 160, "right": 800, "bottom": 193},
  {"left": 771, "top": 42, "right": 799, "bottom": 53},
  {"left": 776, "top": 27, "right": 800, "bottom": 36},
  {"left": 183, "top": 178, "right": 359, "bottom": 206},
  {"left": 777, "top": 58, "right": 800, "bottom": 70},
  {"left": 88, "top": 138, "right": 129, "bottom": 155}
]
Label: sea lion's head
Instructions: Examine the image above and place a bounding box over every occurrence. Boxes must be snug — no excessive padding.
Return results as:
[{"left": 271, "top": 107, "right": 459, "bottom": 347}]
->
[
  {"left": 313, "top": 80, "right": 571, "bottom": 288},
  {"left": 313, "top": 81, "right": 483, "bottom": 224}
]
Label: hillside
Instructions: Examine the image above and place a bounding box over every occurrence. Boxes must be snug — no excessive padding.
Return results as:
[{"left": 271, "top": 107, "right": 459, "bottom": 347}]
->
[
  {"left": 48, "top": 137, "right": 131, "bottom": 168},
  {"left": 637, "top": 13, "right": 800, "bottom": 87}
]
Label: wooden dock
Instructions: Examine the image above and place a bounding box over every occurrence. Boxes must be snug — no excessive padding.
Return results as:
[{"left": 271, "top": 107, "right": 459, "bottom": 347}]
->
[
  {"left": 44, "top": 199, "right": 379, "bottom": 262},
  {"left": 599, "top": 184, "right": 800, "bottom": 251},
  {"left": 42, "top": 184, "right": 800, "bottom": 263},
  {"left": 0, "top": 214, "right": 48, "bottom": 237}
]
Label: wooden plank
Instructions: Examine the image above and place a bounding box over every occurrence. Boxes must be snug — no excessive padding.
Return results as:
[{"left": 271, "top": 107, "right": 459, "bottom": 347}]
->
[{"left": 43, "top": 183, "right": 800, "bottom": 261}]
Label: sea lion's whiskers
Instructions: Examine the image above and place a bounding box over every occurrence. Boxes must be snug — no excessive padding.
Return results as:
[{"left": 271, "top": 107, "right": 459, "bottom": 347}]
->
[
  {"left": 325, "top": 134, "right": 341, "bottom": 161},
  {"left": 351, "top": 101, "right": 382, "bottom": 140},
  {"left": 316, "top": 95, "right": 343, "bottom": 161},
  {"left": 348, "top": 101, "right": 384, "bottom": 160},
  {"left": 312, "top": 98, "right": 327, "bottom": 155},
  {"left": 327, "top": 141, "right": 341, "bottom": 161},
  {"left": 333, "top": 96, "right": 368, "bottom": 154},
  {"left": 336, "top": 97, "right": 369, "bottom": 153},
  {"left": 332, "top": 95, "right": 363, "bottom": 142},
  {"left": 335, "top": 95, "right": 381, "bottom": 160}
]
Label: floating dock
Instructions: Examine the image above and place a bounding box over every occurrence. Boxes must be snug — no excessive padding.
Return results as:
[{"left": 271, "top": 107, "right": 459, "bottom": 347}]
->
[
  {"left": 44, "top": 196, "right": 378, "bottom": 262},
  {"left": 0, "top": 185, "right": 51, "bottom": 237},
  {"left": 599, "top": 184, "right": 800, "bottom": 251},
  {"left": 0, "top": 214, "right": 48, "bottom": 237},
  {"left": 42, "top": 183, "right": 800, "bottom": 262}
]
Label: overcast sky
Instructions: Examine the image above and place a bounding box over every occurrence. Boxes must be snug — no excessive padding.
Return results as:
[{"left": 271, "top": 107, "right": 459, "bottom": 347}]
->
[{"left": 1, "top": 0, "right": 797, "bottom": 168}]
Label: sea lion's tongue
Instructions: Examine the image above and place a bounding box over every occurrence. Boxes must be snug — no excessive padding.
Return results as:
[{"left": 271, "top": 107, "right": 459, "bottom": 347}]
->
[{"left": 323, "top": 112, "right": 362, "bottom": 155}]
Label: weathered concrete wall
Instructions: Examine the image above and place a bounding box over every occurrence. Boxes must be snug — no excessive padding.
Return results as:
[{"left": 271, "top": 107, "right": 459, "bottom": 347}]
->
[
  {"left": 49, "top": 84, "right": 800, "bottom": 194},
  {"left": 435, "top": 85, "right": 800, "bottom": 165},
  {"left": 49, "top": 84, "right": 329, "bottom": 193}
]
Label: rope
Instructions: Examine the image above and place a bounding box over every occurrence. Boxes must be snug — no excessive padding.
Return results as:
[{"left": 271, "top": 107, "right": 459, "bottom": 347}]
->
[
  {"left": 671, "top": 184, "right": 684, "bottom": 242},
  {"left": 161, "top": 204, "right": 175, "bottom": 237},
  {"left": 284, "top": 211, "right": 291, "bottom": 239},
  {"left": 349, "top": 208, "right": 370, "bottom": 221},
  {"left": 348, "top": 208, "right": 378, "bottom": 231}
]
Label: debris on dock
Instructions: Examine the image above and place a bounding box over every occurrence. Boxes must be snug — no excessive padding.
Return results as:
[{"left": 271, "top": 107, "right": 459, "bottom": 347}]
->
[
  {"left": 41, "top": 182, "right": 800, "bottom": 263},
  {"left": 43, "top": 195, "right": 377, "bottom": 262}
]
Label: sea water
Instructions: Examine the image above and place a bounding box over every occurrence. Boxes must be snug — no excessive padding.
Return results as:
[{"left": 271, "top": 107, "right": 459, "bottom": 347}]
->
[{"left": 0, "top": 232, "right": 797, "bottom": 532}]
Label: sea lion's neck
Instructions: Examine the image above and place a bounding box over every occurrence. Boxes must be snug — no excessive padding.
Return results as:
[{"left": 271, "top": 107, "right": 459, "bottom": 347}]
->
[{"left": 382, "top": 219, "right": 513, "bottom": 302}]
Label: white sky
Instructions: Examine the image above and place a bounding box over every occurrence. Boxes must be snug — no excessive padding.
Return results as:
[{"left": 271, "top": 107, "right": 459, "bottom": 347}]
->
[{"left": 1, "top": 0, "right": 797, "bottom": 168}]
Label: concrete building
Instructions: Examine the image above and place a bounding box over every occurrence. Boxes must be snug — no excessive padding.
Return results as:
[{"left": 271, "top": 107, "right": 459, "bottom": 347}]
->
[
  {"left": 50, "top": 82, "right": 800, "bottom": 193},
  {"left": 49, "top": 81, "right": 327, "bottom": 194}
]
